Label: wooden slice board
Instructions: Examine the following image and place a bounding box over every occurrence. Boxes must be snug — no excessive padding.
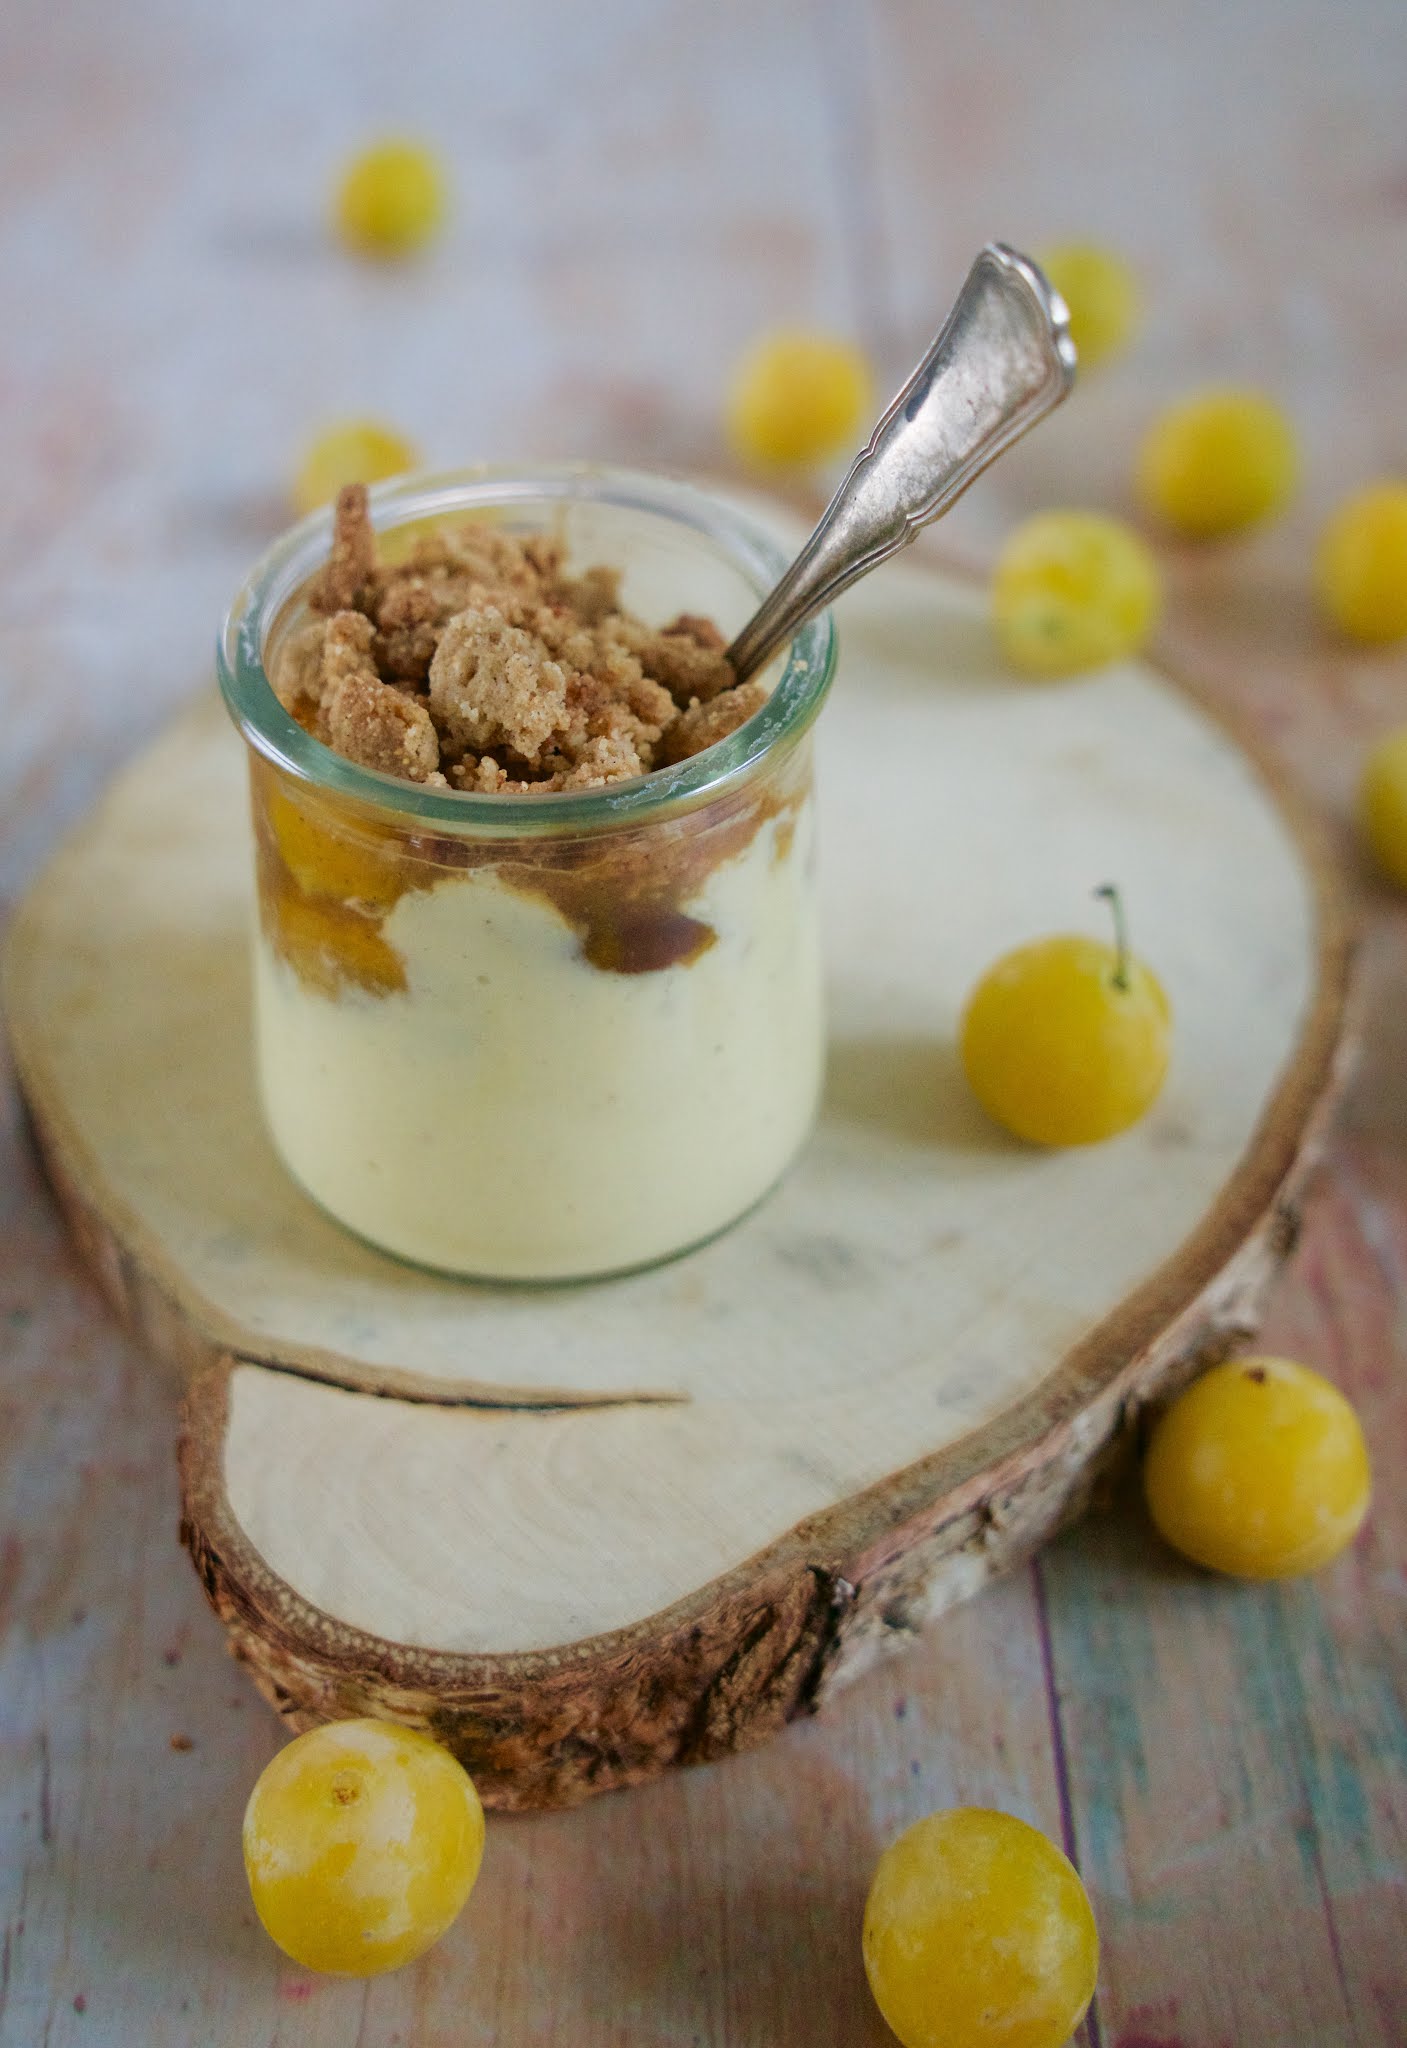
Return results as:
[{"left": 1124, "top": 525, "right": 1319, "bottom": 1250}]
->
[{"left": 3, "top": 532, "right": 1351, "bottom": 1809}]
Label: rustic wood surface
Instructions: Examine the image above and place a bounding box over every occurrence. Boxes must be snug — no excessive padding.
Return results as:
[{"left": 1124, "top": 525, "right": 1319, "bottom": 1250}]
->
[
  {"left": 2, "top": 2, "right": 1405, "bottom": 2043},
  {"left": 5, "top": 550, "right": 1352, "bottom": 1808}
]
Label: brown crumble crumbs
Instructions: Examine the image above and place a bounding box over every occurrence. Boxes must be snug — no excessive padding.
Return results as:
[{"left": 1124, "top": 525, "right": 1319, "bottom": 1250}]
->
[{"left": 275, "top": 484, "right": 758, "bottom": 791}]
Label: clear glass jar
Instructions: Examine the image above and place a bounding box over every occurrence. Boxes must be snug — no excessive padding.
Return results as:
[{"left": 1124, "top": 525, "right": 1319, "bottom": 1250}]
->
[{"left": 218, "top": 465, "right": 836, "bottom": 1281}]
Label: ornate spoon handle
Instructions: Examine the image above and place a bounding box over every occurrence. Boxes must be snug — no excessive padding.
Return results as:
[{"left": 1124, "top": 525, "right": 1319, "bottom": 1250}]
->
[{"left": 727, "top": 244, "right": 1076, "bottom": 684}]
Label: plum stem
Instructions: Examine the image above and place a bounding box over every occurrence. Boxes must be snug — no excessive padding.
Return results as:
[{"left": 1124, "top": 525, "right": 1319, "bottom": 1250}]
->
[{"left": 1095, "top": 883, "right": 1130, "bottom": 991}]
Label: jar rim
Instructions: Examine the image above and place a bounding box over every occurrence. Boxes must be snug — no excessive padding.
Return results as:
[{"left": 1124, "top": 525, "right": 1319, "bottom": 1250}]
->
[{"left": 216, "top": 462, "right": 837, "bottom": 835}]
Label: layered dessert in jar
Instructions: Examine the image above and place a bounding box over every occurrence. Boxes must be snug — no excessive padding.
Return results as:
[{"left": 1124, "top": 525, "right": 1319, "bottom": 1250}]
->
[{"left": 218, "top": 467, "right": 836, "bottom": 1279}]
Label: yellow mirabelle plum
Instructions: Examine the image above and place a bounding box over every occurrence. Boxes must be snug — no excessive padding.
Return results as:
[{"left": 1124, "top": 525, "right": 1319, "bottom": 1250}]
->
[
  {"left": 1144, "top": 1357, "right": 1371, "bottom": 1578},
  {"left": 1138, "top": 387, "right": 1297, "bottom": 538},
  {"left": 293, "top": 420, "right": 419, "bottom": 517},
  {"left": 726, "top": 330, "right": 873, "bottom": 468},
  {"left": 960, "top": 887, "right": 1171, "bottom": 1146},
  {"left": 1360, "top": 726, "right": 1407, "bottom": 891},
  {"left": 1040, "top": 243, "right": 1141, "bottom": 367},
  {"left": 243, "top": 1719, "right": 484, "bottom": 1976},
  {"left": 1316, "top": 482, "right": 1407, "bottom": 644},
  {"left": 863, "top": 1807, "right": 1099, "bottom": 2048},
  {"left": 992, "top": 510, "right": 1161, "bottom": 676},
  {"left": 334, "top": 139, "right": 446, "bottom": 258}
]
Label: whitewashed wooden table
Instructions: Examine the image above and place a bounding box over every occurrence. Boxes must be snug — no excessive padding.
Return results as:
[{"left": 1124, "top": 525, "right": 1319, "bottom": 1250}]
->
[{"left": 3, "top": 4, "right": 1406, "bottom": 2043}]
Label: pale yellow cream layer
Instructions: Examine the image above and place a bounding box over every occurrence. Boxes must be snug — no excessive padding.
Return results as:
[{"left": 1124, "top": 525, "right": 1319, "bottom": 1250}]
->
[{"left": 253, "top": 808, "right": 822, "bottom": 1279}]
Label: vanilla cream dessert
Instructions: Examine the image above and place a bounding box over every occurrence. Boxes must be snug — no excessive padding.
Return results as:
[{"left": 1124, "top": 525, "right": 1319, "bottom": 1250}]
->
[{"left": 232, "top": 476, "right": 832, "bottom": 1280}]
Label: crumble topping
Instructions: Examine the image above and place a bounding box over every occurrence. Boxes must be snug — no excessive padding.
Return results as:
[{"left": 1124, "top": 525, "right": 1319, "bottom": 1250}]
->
[{"left": 274, "top": 484, "right": 760, "bottom": 791}]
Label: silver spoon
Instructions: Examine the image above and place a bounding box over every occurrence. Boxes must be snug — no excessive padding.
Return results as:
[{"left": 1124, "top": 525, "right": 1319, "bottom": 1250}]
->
[{"left": 726, "top": 244, "right": 1076, "bottom": 684}]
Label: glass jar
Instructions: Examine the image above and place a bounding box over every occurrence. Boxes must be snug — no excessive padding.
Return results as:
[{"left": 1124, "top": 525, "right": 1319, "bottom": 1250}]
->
[{"left": 218, "top": 465, "right": 836, "bottom": 1281}]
